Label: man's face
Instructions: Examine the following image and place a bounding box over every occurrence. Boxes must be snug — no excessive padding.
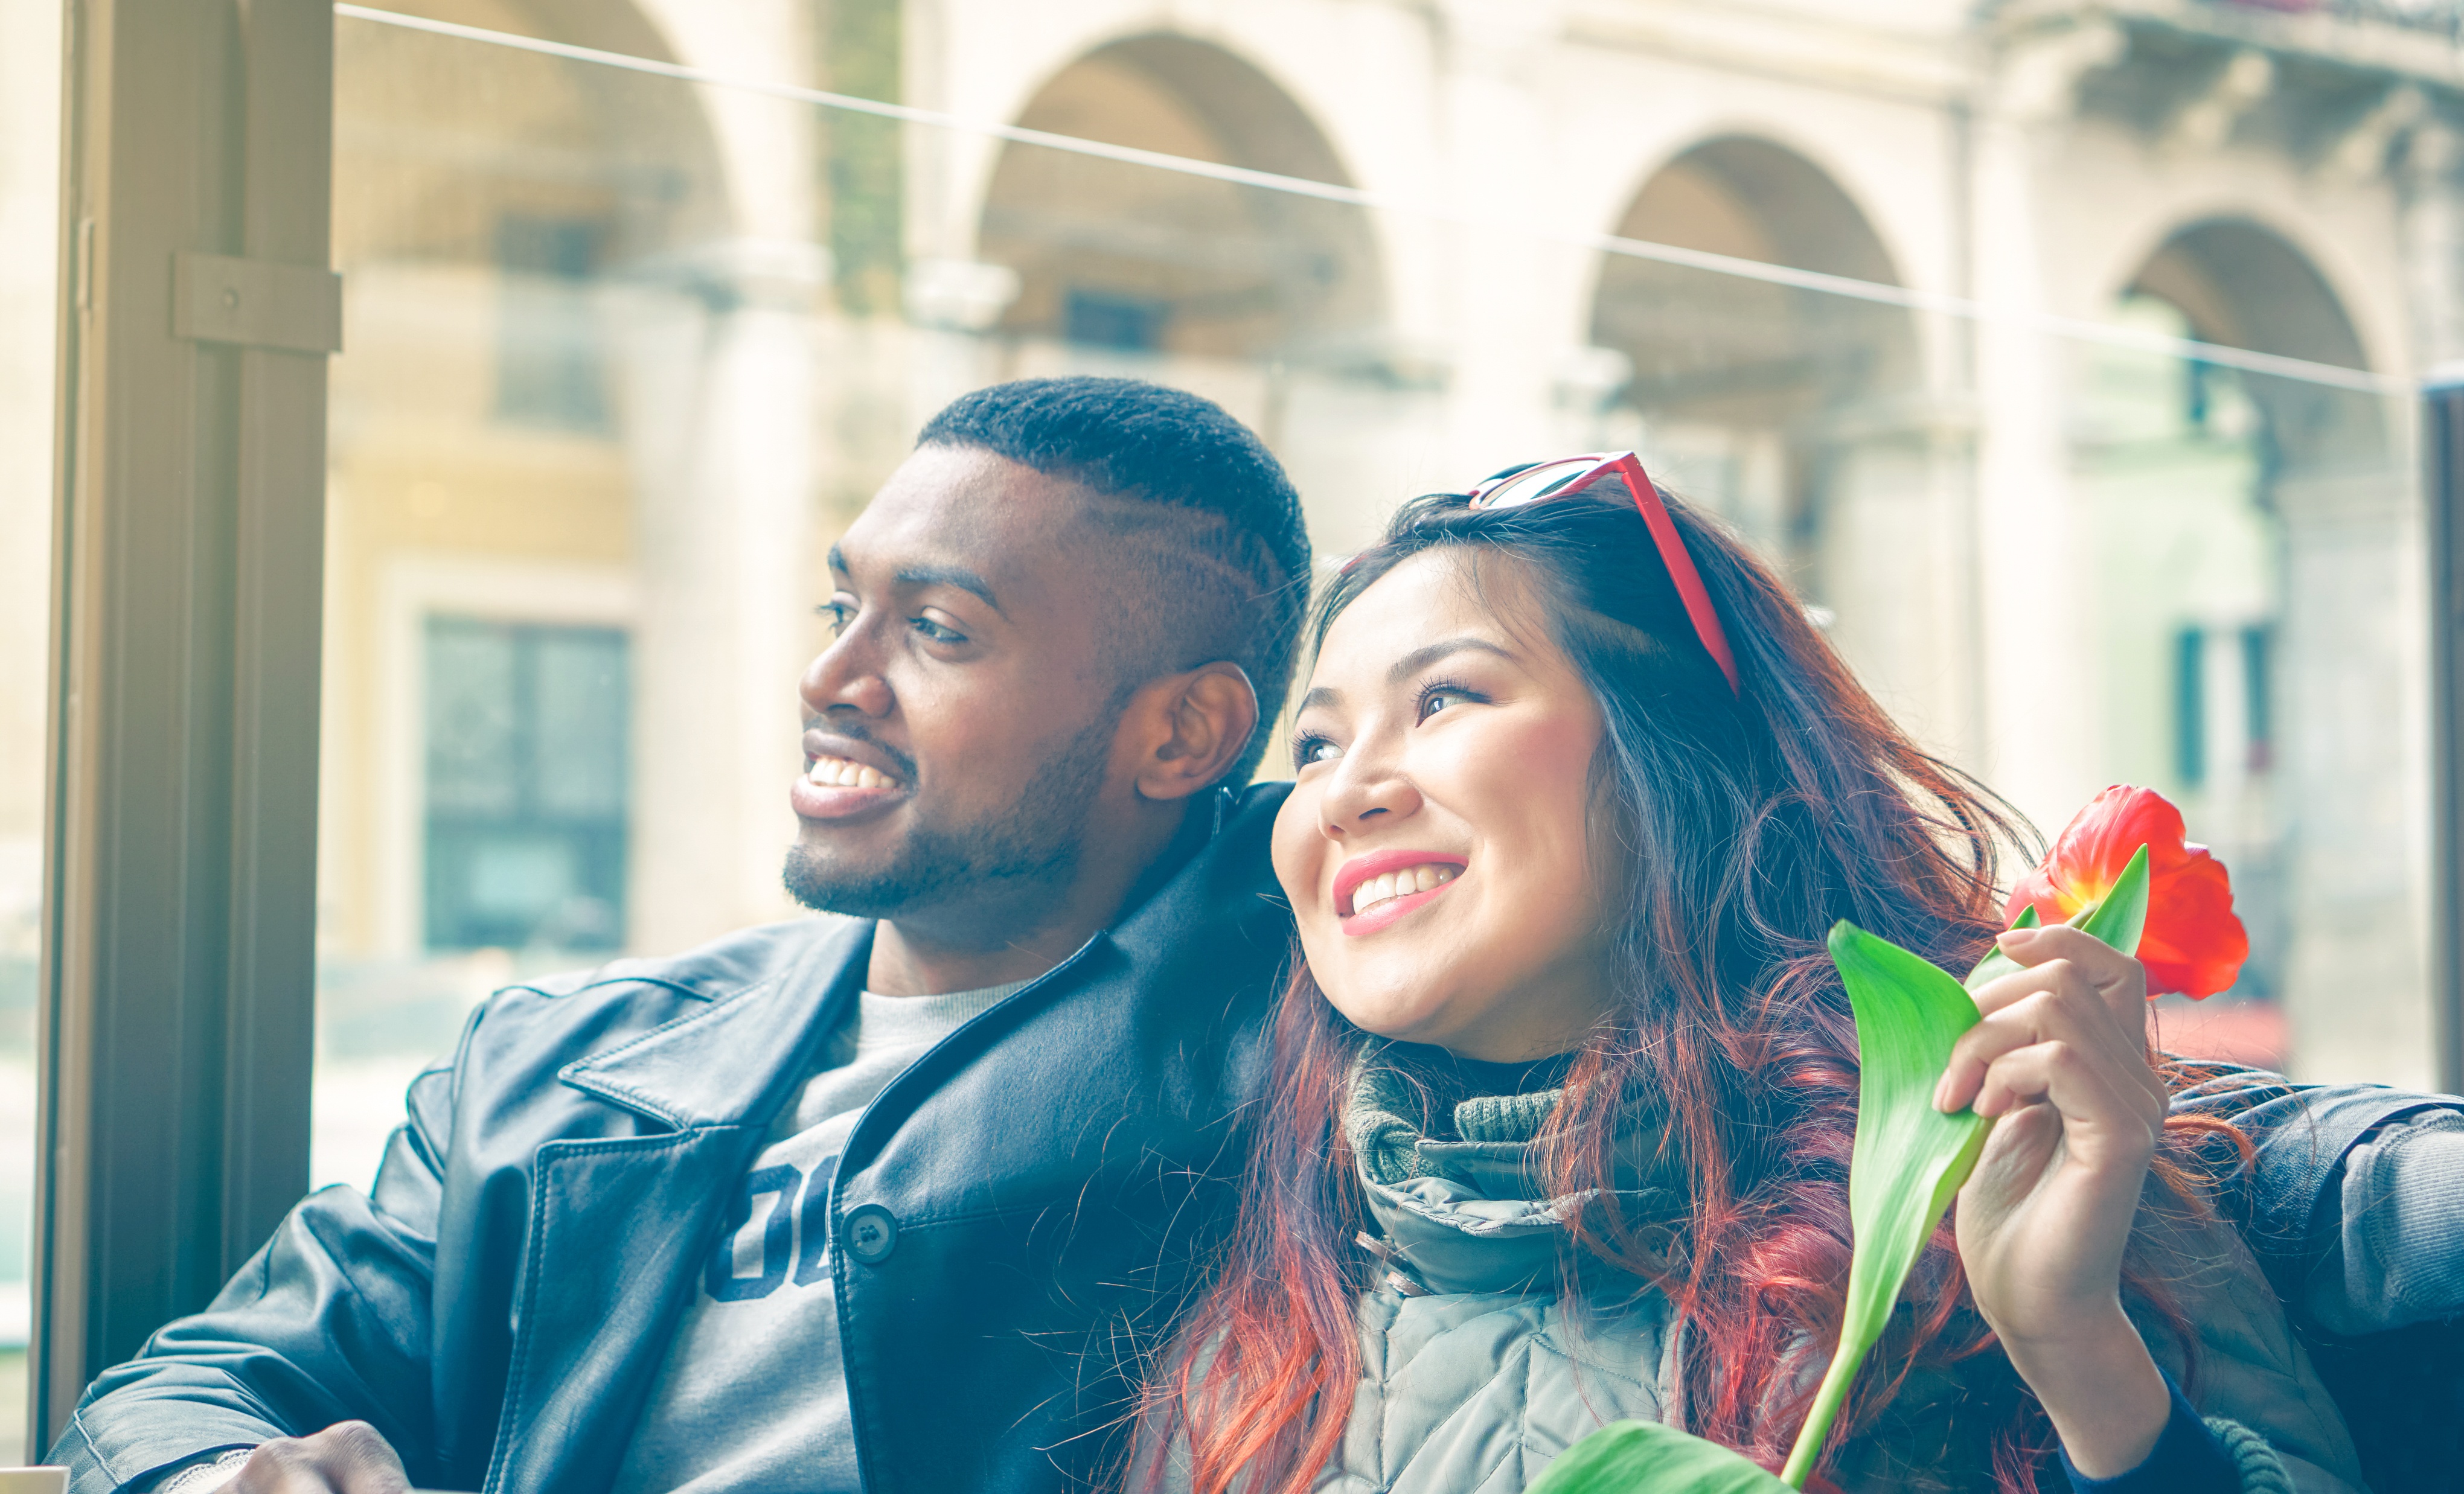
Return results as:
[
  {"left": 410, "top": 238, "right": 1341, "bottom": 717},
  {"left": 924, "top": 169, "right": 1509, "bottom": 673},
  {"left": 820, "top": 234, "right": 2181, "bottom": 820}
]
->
[{"left": 784, "top": 445, "right": 1124, "bottom": 925}]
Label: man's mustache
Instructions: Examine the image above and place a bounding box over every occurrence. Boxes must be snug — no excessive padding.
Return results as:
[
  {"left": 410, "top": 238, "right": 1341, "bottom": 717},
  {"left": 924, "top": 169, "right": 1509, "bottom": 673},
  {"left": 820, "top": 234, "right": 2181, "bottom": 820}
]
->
[{"left": 805, "top": 714, "right": 921, "bottom": 782}]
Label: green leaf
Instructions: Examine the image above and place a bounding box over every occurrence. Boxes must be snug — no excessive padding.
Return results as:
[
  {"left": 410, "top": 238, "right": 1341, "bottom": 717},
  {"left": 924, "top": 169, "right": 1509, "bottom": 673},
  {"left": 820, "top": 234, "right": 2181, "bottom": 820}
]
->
[
  {"left": 1779, "top": 922, "right": 1993, "bottom": 1486},
  {"left": 1526, "top": 1420, "right": 1791, "bottom": 1494},
  {"left": 2075, "top": 846, "right": 2150, "bottom": 960},
  {"left": 1779, "top": 845, "right": 2153, "bottom": 1487},
  {"left": 1962, "top": 903, "right": 2038, "bottom": 991}
]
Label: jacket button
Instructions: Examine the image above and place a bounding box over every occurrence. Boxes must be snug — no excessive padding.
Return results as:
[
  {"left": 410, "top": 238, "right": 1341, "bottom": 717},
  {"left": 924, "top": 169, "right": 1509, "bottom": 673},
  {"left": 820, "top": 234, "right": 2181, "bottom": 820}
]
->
[{"left": 843, "top": 1203, "right": 898, "bottom": 1264}]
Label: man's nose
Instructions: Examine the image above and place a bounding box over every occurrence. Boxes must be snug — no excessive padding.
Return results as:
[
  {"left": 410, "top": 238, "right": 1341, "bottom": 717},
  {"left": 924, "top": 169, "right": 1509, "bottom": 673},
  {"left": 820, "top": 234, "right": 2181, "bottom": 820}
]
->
[{"left": 799, "top": 628, "right": 893, "bottom": 718}]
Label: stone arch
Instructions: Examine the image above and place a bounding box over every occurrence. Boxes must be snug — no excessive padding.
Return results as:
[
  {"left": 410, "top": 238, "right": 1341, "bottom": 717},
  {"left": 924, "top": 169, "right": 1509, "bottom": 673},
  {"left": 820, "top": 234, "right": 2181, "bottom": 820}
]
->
[
  {"left": 2126, "top": 217, "right": 2384, "bottom": 470},
  {"left": 973, "top": 33, "right": 1385, "bottom": 360},
  {"left": 1587, "top": 135, "right": 1923, "bottom": 564},
  {"left": 334, "top": 0, "right": 734, "bottom": 278},
  {"left": 1587, "top": 135, "right": 1941, "bottom": 744}
]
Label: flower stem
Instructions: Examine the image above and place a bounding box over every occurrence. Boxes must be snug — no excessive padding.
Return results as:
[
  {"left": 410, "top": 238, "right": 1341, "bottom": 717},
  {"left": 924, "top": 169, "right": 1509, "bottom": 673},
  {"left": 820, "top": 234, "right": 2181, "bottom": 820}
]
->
[{"left": 1780, "top": 1336, "right": 1864, "bottom": 1488}]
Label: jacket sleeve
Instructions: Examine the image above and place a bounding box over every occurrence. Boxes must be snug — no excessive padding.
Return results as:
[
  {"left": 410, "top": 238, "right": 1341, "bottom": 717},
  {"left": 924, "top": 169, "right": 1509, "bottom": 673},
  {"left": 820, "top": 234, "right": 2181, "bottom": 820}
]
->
[
  {"left": 2130, "top": 1189, "right": 2368, "bottom": 1494},
  {"left": 2168, "top": 1065, "right": 2460, "bottom": 1308},
  {"left": 51, "top": 1056, "right": 461, "bottom": 1493},
  {"left": 2299, "top": 1106, "right": 2464, "bottom": 1335}
]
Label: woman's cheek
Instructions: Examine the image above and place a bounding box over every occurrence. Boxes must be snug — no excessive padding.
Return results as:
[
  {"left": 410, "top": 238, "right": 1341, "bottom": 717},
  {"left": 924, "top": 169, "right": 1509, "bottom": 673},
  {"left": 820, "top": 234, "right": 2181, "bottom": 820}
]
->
[{"left": 1268, "top": 787, "right": 1322, "bottom": 913}]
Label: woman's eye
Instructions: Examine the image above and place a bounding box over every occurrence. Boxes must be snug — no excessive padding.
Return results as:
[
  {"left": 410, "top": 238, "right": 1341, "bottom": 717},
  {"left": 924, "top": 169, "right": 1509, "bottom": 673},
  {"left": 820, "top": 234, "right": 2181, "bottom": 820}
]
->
[
  {"left": 1294, "top": 736, "right": 1342, "bottom": 768},
  {"left": 819, "top": 600, "right": 856, "bottom": 636},
  {"left": 1419, "top": 689, "right": 1469, "bottom": 721},
  {"left": 912, "top": 615, "right": 967, "bottom": 645}
]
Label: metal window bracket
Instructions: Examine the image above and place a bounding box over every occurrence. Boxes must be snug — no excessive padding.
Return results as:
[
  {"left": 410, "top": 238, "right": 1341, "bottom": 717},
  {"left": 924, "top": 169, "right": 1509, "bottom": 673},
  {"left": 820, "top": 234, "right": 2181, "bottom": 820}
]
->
[{"left": 171, "top": 249, "right": 342, "bottom": 354}]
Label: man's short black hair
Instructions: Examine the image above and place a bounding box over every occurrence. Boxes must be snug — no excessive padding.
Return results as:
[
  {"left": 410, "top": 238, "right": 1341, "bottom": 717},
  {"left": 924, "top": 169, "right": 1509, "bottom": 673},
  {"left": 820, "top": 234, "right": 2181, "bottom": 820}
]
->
[{"left": 918, "top": 376, "right": 1310, "bottom": 786}]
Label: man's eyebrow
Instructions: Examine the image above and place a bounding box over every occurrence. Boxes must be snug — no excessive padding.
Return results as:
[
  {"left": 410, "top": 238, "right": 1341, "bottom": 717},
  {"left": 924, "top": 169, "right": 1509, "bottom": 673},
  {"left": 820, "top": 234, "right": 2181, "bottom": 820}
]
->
[
  {"left": 827, "top": 543, "right": 848, "bottom": 575},
  {"left": 1387, "top": 637, "right": 1512, "bottom": 684},
  {"left": 894, "top": 564, "right": 1003, "bottom": 615}
]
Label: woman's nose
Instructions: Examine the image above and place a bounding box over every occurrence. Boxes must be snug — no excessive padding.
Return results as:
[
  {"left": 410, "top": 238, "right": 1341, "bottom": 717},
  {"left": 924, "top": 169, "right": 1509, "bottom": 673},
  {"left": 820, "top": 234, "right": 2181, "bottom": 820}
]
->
[
  {"left": 799, "top": 629, "right": 892, "bottom": 719},
  {"left": 1319, "top": 741, "right": 1421, "bottom": 836}
]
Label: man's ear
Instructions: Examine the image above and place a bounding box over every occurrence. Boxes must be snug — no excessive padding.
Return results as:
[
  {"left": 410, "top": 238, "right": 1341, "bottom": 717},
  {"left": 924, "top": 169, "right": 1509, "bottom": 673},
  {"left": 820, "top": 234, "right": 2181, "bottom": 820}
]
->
[{"left": 1124, "top": 662, "right": 1258, "bottom": 802}]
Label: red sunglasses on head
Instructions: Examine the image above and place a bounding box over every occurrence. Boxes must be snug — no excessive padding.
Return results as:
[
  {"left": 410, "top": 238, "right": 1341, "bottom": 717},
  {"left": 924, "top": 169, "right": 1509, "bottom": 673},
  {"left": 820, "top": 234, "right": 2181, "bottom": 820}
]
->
[{"left": 1466, "top": 452, "right": 1741, "bottom": 694}]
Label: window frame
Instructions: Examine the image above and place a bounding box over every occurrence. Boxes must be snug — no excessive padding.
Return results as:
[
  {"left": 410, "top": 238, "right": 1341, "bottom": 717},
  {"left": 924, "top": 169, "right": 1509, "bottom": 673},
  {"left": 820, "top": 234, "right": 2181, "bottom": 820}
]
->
[{"left": 30, "top": 0, "right": 334, "bottom": 1446}]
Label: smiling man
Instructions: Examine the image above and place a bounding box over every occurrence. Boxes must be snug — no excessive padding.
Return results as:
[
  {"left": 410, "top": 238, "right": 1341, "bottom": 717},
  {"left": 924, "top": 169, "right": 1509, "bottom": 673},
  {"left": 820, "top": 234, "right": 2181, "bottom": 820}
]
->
[{"left": 54, "top": 378, "right": 1311, "bottom": 1494}]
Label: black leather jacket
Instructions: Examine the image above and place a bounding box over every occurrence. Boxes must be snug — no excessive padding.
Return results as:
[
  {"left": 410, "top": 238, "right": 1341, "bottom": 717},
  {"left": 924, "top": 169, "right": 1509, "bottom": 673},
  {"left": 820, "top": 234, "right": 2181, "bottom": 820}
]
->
[{"left": 56, "top": 785, "right": 1294, "bottom": 1494}]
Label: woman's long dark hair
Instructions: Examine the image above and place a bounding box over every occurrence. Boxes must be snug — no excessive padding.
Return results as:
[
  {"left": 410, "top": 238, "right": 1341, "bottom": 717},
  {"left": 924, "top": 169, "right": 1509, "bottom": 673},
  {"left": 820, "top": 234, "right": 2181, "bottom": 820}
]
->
[{"left": 1142, "top": 480, "right": 2239, "bottom": 1493}]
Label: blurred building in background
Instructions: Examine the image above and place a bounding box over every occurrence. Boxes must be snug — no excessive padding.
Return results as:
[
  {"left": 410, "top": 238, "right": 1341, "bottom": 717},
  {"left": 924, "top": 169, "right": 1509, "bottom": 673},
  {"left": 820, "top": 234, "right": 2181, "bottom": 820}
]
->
[
  {"left": 177, "top": 0, "right": 2464, "bottom": 1144},
  {"left": 5, "top": 0, "right": 2464, "bottom": 1452}
]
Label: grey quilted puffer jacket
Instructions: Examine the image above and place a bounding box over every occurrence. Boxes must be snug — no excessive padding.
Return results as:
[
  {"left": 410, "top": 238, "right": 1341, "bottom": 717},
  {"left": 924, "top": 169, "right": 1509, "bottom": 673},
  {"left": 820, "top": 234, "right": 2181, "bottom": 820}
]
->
[{"left": 1159, "top": 1061, "right": 2370, "bottom": 1494}]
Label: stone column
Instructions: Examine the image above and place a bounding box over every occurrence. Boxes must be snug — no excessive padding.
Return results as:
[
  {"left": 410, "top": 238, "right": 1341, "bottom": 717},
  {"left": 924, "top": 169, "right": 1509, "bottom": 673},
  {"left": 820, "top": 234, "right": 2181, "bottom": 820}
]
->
[
  {"left": 1429, "top": 0, "right": 1569, "bottom": 476},
  {"left": 2276, "top": 459, "right": 2435, "bottom": 1086},
  {"left": 613, "top": 243, "right": 831, "bottom": 957},
  {"left": 1965, "top": 21, "right": 2123, "bottom": 831},
  {"left": 1816, "top": 401, "right": 1983, "bottom": 767}
]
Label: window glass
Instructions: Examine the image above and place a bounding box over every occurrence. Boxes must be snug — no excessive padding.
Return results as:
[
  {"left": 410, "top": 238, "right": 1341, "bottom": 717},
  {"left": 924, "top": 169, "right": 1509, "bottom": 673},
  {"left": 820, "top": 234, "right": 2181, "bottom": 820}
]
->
[
  {"left": 0, "top": 0, "right": 60, "bottom": 1461},
  {"left": 316, "top": 5, "right": 2433, "bottom": 1209}
]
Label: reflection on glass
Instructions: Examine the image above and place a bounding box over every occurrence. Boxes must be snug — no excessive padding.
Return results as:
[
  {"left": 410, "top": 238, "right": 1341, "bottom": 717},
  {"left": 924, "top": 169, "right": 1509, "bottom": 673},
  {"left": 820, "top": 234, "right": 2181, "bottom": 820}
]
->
[
  {"left": 316, "top": 8, "right": 2433, "bottom": 1214},
  {"left": 0, "top": 0, "right": 60, "bottom": 1460}
]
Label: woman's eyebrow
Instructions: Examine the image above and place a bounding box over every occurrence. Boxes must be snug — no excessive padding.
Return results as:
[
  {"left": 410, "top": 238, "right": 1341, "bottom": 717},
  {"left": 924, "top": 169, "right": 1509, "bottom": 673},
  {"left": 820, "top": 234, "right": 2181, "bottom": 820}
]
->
[
  {"left": 1386, "top": 637, "right": 1512, "bottom": 684},
  {"left": 1295, "top": 638, "right": 1514, "bottom": 718}
]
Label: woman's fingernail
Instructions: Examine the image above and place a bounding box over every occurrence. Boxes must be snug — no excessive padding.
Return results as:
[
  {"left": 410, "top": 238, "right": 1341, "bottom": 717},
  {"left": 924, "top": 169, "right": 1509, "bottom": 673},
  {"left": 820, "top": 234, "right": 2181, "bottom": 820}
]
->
[
  {"left": 1933, "top": 1076, "right": 1953, "bottom": 1111},
  {"left": 1997, "top": 927, "right": 2038, "bottom": 947}
]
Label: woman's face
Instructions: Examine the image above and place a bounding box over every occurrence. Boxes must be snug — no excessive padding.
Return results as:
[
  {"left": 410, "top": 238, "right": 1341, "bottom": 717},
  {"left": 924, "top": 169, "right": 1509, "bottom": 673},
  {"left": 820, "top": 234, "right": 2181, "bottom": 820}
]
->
[{"left": 1273, "top": 548, "right": 1614, "bottom": 1062}]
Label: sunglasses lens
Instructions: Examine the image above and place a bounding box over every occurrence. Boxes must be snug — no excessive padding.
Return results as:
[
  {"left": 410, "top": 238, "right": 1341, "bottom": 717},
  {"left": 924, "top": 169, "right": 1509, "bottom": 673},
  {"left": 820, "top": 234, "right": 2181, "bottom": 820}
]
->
[{"left": 1474, "top": 459, "right": 1596, "bottom": 509}]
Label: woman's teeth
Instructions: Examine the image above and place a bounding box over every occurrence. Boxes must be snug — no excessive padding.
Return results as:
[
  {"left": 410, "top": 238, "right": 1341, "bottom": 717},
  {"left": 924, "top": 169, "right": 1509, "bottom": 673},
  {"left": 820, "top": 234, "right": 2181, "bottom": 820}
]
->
[
  {"left": 1349, "top": 864, "right": 1458, "bottom": 916},
  {"left": 805, "top": 755, "right": 897, "bottom": 790}
]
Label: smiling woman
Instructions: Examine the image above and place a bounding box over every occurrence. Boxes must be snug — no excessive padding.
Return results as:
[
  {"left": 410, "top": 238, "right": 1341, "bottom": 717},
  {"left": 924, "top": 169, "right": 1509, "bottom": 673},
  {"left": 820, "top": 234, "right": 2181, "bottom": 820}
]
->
[
  {"left": 1133, "top": 473, "right": 2364, "bottom": 1494},
  {"left": 1277, "top": 555, "right": 1609, "bottom": 1062}
]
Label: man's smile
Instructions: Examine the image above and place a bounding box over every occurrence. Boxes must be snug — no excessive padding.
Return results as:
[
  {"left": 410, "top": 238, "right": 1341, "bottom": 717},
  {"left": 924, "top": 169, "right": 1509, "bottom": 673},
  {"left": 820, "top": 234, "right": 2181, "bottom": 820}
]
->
[{"left": 793, "top": 732, "right": 911, "bottom": 822}]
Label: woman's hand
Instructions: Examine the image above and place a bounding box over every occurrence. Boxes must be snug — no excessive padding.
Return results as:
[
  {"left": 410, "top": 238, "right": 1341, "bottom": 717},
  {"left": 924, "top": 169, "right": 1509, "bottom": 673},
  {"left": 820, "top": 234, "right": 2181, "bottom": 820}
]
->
[{"left": 1935, "top": 923, "right": 2171, "bottom": 1478}]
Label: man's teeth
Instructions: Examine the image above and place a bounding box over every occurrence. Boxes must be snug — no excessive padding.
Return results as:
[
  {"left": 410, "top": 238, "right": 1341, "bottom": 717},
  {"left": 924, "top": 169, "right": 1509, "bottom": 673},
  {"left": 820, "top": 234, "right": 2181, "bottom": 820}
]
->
[
  {"left": 805, "top": 755, "right": 897, "bottom": 790},
  {"left": 1349, "top": 864, "right": 1458, "bottom": 916}
]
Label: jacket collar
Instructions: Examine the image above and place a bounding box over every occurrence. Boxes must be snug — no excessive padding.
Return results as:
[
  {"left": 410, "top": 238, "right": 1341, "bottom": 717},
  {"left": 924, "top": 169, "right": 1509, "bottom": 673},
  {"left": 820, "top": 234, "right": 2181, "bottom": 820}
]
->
[
  {"left": 558, "top": 915, "right": 872, "bottom": 1131},
  {"left": 552, "top": 787, "right": 1240, "bottom": 1132},
  {"left": 1348, "top": 1056, "right": 1688, "bottom": 1297}
]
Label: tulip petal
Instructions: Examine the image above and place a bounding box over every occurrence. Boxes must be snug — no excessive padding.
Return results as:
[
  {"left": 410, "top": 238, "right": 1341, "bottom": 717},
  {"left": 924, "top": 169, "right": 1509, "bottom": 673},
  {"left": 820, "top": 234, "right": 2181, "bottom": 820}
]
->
[{"left": 2007, "top": 787, "right": 2247, "bottom": 999}]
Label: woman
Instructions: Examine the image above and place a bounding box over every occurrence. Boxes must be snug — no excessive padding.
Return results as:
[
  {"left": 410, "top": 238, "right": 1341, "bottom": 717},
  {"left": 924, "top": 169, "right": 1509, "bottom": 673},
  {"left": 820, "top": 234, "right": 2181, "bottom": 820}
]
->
[{"left": 1136, "top": 458, "right": 2363, "bottom": 1493}]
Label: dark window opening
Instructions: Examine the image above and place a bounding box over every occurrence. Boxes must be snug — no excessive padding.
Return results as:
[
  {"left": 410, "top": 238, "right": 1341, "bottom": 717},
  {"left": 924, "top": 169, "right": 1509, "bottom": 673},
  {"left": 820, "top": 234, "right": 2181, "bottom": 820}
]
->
[
  {"left": 1063, "top": 287, "right": 1169, "bottom": 351},
  {"left": 2242, "top": 622, "right": 2274, "bottom": 774},
  {"left": 424, "top": 617, "right": 628, "bottom": 951},
  {"left": 2175, "top": 625, "right": 2206, "bottom": 788}
]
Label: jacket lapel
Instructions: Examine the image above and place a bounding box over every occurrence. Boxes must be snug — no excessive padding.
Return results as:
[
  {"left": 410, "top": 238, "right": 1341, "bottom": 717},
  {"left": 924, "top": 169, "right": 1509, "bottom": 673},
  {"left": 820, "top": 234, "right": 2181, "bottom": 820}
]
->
[{"left": 483, "top": 917, "right": 871, "bottom": 1494}]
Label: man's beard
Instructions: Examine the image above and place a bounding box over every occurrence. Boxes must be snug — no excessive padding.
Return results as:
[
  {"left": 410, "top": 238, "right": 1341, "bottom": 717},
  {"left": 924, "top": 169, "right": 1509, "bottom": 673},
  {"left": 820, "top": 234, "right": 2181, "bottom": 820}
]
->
[{"left": 782, "top": 712, "right": 1115, "bottom": 923}]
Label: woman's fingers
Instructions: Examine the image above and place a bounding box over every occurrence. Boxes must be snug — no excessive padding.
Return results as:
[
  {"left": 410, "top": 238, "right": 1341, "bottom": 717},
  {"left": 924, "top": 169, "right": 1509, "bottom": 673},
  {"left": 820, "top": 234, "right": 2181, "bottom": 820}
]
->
[
  {"left": 1934, "top": 975, "right": 2163, "bottom": 1120},
  {"left": 1985, "top": 924, "right": 2148, "bottom": 1033},
  {"left": 1967, "top": 1038, "right": 2158, "bottom": 1163}
]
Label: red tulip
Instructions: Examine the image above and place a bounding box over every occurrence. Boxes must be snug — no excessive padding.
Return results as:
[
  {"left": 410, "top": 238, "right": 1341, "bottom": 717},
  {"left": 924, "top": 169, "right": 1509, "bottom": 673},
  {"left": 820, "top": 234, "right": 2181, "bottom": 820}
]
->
[{"left": 2004, "top": 785, "right": 2248, "bottom": 998}]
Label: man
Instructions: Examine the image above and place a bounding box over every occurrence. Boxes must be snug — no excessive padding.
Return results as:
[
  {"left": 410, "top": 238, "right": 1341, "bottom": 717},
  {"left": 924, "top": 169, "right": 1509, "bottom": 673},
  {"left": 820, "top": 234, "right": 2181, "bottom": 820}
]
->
[{"left": 55, "top": 377, "right": 1312, "bottom": 1494}]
